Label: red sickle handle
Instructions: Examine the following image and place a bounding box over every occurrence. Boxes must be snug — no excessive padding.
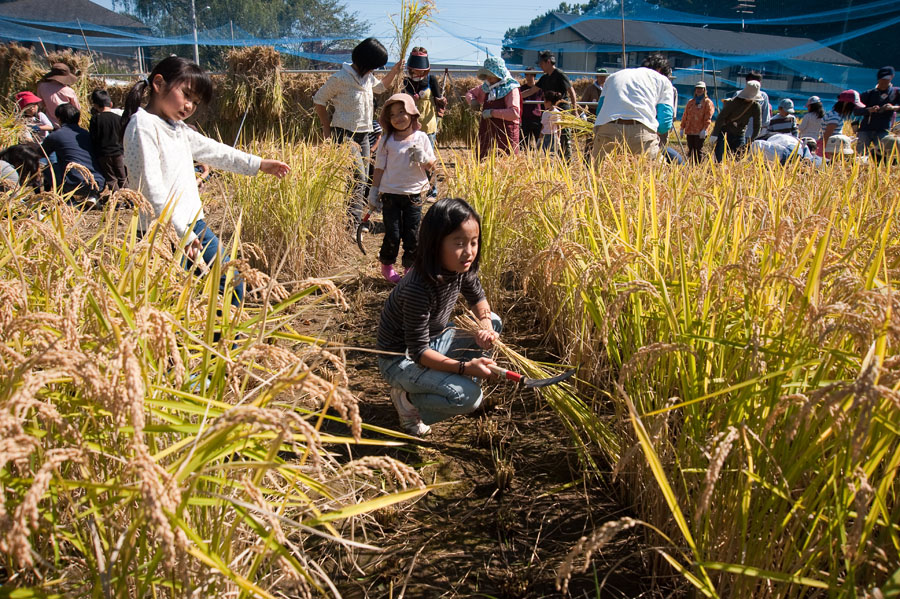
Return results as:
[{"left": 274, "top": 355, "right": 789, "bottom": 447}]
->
[{"left": 487, "top": 364, "right": 523, "bottom": 383}]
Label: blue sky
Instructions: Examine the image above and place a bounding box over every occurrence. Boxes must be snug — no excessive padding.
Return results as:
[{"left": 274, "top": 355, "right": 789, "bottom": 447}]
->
[{"left": 93, "top": 0, "right": 552, "bottom": 65}]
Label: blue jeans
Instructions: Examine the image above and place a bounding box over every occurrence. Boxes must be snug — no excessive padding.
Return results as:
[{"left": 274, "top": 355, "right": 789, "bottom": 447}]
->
[
  {"left": 377, "top": 313, "right": 503, "bottom": 425},
  {"left": 185, "top": 220, "right": 244, "bottom": 307}
]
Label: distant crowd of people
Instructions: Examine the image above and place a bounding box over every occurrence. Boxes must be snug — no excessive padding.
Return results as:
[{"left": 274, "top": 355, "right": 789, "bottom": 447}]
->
[{"left": 458, "top": 50, "right": 899, "bottom": 169}]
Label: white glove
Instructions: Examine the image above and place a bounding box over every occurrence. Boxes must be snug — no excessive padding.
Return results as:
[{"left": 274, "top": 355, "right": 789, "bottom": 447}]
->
[
  {"left": 367, "top": 186, "right": 382, "bottom": 211},
  {"left": 408, "top": 145, "right": 427, "bottom": 166},
  {"left": 698, "top": 129, "right": 707, "bottom": 140},
  {"left": 482, "top": 109, "right": 493, "bottom": 119},
  {"left": 469, "top": 99, "right": 481, "bottom": 110},
  {"left": 708, "top": 135, "right": 718, "bottom": 146}
]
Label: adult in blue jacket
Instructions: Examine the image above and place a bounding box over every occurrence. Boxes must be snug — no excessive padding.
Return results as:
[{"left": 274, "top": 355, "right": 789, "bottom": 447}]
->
[
  {"left": 854, "top": 66, "right": 900, "bottom": 156},
  {"left": 591, "top": 54, "right": 675, "bottom": 163},
  {"left": 42, "top": 103, "right": 106, "bottom": 201}
]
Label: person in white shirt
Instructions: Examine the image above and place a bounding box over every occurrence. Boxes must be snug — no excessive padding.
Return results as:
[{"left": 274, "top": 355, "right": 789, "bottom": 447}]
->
[
  {"left": 367, "top": 94, "right": 436, "bottom": 283},
  {"left": 122, "top": 56, "right": 290, "bottom": 306},
  {"left": 540, "top": 90, "right": 563, "bottom": 154},
  {"left": 592, "top": 54, "right": 675, "bottom": 163},
  {"left": 313, "top": 38, "right": 402, "bottom": 227}
]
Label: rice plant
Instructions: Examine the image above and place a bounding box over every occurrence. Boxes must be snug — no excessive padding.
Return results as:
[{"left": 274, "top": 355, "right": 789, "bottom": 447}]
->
[
  {"left": 0, "top": 186, "right": 428, "bottom": 597},
  {"left": 388, "top": 0, "right": 437, "bottom": 94},
  {"left": 448, "top": 146, "right": 900, "bottom": 597},
  {"left": 222, "top": 139, "right": 356, "bottom": 282}
]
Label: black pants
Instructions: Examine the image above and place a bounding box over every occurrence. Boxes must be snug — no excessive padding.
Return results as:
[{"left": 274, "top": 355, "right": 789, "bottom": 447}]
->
[
  {"left": 98, "top": 154, "right": 128, "bottom": 191},
  {"left": 379, "top": 192, "right": 422, "bottom": 268},
  {"left": 686, "top": 134, "right": 705, "bottom": 162},
  {"left": 520, "top": 120, "right": 542, "bottom": 149}
]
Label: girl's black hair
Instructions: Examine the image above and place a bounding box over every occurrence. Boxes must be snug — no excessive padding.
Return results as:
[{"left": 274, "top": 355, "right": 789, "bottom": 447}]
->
[
  {"left": 120, "top": 56, "right": 213, "bottom": 133},
  {"left": 90, "top": 89, "right": 112, "bottom": 108},
  {"left": 832, "top": 100, "right": 855, "bottom": 116},
  {"left": 352, "top": 38, "right": 389, "bottom": 74},
  {"left": 413, "top": 197, "right": 482, "bottom": 283},
  {"left": 807, "top": 101, "right": 825, "bottom": 118},
  {"left": 543, "top": 90, "right": 563, "bottom": 105},
  {"left": 0, "top": 143, "right": 44, "bottom": 186}
]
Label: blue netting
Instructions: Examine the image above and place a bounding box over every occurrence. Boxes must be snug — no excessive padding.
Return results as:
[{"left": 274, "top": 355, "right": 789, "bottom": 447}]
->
[{"left": 1, "top": 2, "right": 893, "bottom": 106}]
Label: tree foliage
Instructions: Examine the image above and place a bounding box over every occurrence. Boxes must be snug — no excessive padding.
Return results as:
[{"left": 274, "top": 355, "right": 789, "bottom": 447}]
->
[{"left": 114, "top": 0, "right": 367, "bottom": 66}]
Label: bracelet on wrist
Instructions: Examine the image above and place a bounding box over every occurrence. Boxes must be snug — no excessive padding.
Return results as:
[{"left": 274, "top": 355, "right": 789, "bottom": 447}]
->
[{"left": 458, "top": 360, "right": 467, "bottom": 375}]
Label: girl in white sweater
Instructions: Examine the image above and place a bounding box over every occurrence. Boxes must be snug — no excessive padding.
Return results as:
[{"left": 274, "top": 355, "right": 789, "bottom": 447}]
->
[{"left": 122, "top": 56, "right": 289, "bottom": 305}]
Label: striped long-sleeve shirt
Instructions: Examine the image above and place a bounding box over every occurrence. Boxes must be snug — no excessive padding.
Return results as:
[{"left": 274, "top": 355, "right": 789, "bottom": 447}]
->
[{"left": 376, "top": 267, "right": 487, "bottom": 362}]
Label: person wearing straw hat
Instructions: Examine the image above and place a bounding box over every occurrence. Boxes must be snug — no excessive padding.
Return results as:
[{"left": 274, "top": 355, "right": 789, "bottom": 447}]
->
[
  {"left": 580, "top": 67, "right": 608, "bottom": 105},
  {"left": 855, "top": 66, "right": 900, "bottom": 156},
  {"left": 36, "top": 63, "right": 81, "bottom": 127},
  {"left": 710, "top": 80, "right": 762, "bottom": 161},
  {"left": 824, "top": 133, "right": 855, "bottom": 162},
  {"left": 519, "top": 65, "right": 543, "bottom": 149},
  {"left": 465, "top": 56, "right": 521, "bottom": 160},
  {"left": 680, "top": 81, "right": 714, "bottom": 162},
  {"left": 14, "top": 91, "right": 53, "bottom": 143}
]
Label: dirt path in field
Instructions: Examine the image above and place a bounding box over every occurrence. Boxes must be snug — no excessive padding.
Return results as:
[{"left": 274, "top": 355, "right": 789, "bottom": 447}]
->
[{"left": 291, "top": 165, "right": 663, "bottom": 598}]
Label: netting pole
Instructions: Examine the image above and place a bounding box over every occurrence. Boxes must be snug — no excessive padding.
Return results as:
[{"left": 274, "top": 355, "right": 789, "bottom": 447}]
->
[
  {"left": 191, "top": 0, "right": 200, "bottom": 66},
  {"left": 620, "top": 0, "right": 627, "bottom": 68}
]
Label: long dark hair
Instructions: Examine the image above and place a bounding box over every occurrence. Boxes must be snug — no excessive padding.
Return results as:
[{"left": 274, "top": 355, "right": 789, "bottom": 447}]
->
[
  {"left": 832, "top": 100, "right": 855, "bottom": 117},
  {"left": 120, "top": 56, "right": 213, "bottom": 134},
  {"left": 414, "top": 198, "right": 482, "bottom": 283},
  {"left": 0, "top": 143, "right": 44, "bottom": 187},
  {"left": 807, "top": 101, "right": 825, "bottom": 118}
]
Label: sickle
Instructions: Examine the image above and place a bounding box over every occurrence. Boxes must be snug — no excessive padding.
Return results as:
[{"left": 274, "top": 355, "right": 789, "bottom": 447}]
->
[
  {"left": 486, "top": 365, "right": 576, "bottom": 388},
  {"left": 356, "top": 211, "right": 371, "bottom": 255}
]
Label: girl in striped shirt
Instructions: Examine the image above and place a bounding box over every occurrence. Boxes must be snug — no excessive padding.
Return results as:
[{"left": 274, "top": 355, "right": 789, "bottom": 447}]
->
[{"left": 375, "top": 198, "right": 501, "bottom": 436}]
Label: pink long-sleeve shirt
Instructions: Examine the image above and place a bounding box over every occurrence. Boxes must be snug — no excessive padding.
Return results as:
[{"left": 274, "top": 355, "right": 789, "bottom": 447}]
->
[{"left": 465, "top": 86, "right": 521, "bottom": 122}]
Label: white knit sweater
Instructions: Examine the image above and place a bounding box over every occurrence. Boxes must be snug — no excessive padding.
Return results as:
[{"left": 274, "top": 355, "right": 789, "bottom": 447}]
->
[{"left": 123, "top": 108, "right": 261, "bottom": 244}]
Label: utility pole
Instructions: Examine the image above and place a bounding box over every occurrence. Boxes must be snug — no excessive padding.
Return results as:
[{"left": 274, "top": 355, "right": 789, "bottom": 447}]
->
[{"left": 191, "top": 0, "right": 200, "bottom": 66}]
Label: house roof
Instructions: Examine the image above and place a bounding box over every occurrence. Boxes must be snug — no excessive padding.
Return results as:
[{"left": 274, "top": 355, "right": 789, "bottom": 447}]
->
[
  {"left": 0, "top": 0, "right": 148, "bottom": 31},
  {"left": 547, "top": 12, "right": 860, "bottom": 66}
]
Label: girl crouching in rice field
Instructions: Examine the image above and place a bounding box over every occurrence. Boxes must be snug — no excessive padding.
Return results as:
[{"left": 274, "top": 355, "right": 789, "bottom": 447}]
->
[
  {"left": 375, "top": 198, "right": 501, "bottom": 436},
  {"left": 368, "top": 93, "right": 436, "bottom": 283},
  {"left": 121, "top": 56, "right": 289, "bottom": 306}
]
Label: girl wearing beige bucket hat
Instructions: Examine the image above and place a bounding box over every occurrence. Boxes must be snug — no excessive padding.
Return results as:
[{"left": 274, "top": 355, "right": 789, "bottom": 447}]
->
[
  {"left": 36, "top": 63, "right": 81, "bottom": 127},
  {"left": 369, "top": 93, "right": 436, "bottom": 283}
]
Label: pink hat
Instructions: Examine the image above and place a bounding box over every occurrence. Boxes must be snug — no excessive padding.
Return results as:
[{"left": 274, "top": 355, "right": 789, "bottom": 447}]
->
[
  {"left": 15, "top": 91, "right": 42, "bottom": 110},
  {"left": 837, "top": 89, "right": 865, "bottom": 109},
  {"left": 379, "top": 93, "right": 420, "bottom": 132}
]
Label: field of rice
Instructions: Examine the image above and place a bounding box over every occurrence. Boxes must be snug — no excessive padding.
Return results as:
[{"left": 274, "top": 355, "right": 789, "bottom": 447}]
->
[{"left": 1, "top": 44, "right": 898, "bottom": 599}]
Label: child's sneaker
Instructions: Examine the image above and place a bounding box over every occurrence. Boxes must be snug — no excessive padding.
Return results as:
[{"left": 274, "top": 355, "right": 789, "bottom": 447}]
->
[
  {"left": 390, "top": 387, "right": 431, "bottom": 436},
  {"left": 381, "top": 263, "right": 401, "bottom": 283}
]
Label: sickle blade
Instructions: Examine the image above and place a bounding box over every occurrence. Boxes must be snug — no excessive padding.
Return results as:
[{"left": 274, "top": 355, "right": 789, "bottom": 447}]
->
[{"left": 523, "top": 369, "right": 576, "bottom": 388}]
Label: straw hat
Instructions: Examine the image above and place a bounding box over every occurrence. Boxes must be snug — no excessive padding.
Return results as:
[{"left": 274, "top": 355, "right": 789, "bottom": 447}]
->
[
  {"left": 42, "top": 63, "right": 78, "bottom": 86},
  {"left": 379, "top": 93, "right": 420, "bottom": 131},
  {"left": 737, "top": 80, "right": 761, "bottom": 100},
  {"left": 825, "top": 134, "right": 854, "bottom": 156}
]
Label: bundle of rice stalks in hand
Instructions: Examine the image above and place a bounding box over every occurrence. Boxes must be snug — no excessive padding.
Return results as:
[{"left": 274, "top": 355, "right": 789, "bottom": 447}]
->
[
  {"left": 555, "top": 109, "right": 595, "bottom": 138},
  {"left": 389, "top": 0, "right": 437, "bottom": 94},
  {"left": 455, "top": 310, "right": 619, "bottom": 472},
  {"left": 220, "top": 46, "right": 284, "bottom": 139}
]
